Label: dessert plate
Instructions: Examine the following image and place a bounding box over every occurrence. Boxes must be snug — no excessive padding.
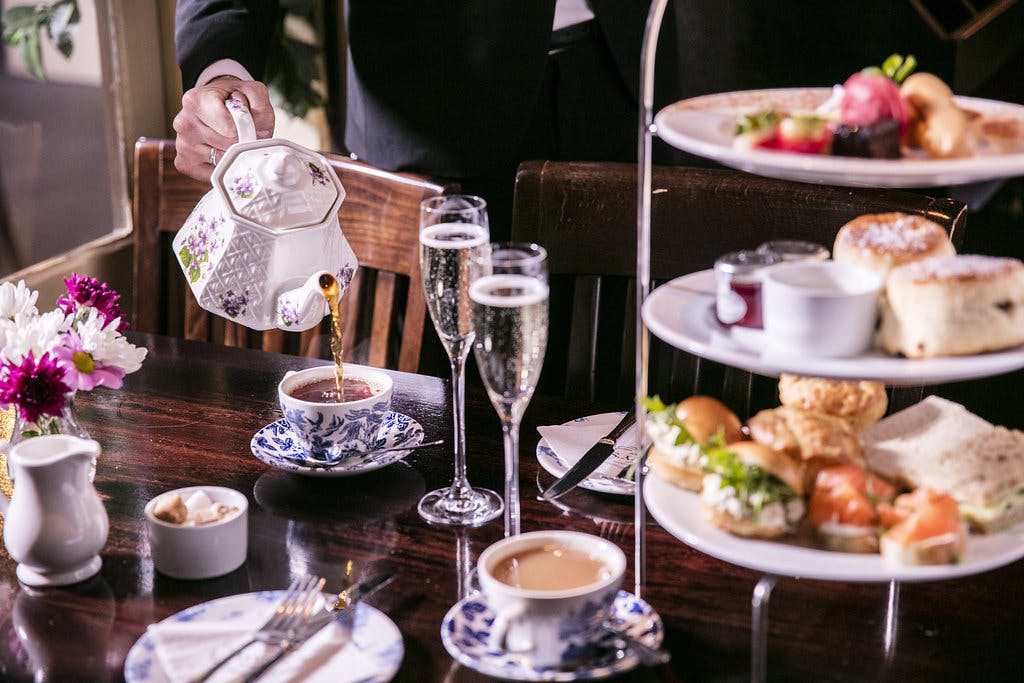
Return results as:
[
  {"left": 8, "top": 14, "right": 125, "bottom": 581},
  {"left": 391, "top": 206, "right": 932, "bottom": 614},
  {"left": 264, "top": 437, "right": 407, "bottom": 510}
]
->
[
  {"left": 644, "top": 475, "right": 1024, "bottom": 583},
  {"left": 536, "top": 412, "right": 638, "bottom": 497},
  {"left": 642, "top": 269, "right": 1024, "bottom": 385},
  {"left": 250, "top": 412, "right": 424, "bottom": 477},
  {"left": 124, "top": 590, "right": 403, "bottom": 682},
  {"left": 655, "top": 88, "right": 1024, "bottom": 187},
  {"left": 441, "top": 589, "right": 663, "bottom": 681}
]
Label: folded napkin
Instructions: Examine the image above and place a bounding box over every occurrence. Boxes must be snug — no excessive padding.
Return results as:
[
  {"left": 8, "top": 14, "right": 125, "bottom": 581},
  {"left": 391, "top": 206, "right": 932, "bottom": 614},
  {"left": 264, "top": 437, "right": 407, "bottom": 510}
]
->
[
  {"left": 537, "top": 413, "right": 639, "bottom": 478},
  {"left": 147, "top": 602, "right": 378, "bottom": 683}
]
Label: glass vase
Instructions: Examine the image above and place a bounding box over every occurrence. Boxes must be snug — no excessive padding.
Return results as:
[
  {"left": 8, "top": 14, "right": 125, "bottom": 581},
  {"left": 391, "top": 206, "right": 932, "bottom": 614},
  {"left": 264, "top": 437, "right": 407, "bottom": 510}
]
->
[{"left": 3, "top": 394, "right": 94, "bottom": 483}]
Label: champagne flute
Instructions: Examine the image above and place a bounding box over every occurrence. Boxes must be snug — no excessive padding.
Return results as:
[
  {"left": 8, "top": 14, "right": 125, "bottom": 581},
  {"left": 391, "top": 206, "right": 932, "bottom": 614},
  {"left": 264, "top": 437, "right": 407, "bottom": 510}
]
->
[
  {"left": 470, "top": 243, "right": 549, "bottom": 536},
  {"left": 417, "top": 195, "right": 503, "bottom": 526}
]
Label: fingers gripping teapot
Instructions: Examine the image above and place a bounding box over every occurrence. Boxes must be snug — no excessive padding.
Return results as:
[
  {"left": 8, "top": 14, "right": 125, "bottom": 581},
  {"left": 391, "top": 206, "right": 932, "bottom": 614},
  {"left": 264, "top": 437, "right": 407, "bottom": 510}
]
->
[{"left": 173, "top": 98, "right": 357, "bottom": 331}]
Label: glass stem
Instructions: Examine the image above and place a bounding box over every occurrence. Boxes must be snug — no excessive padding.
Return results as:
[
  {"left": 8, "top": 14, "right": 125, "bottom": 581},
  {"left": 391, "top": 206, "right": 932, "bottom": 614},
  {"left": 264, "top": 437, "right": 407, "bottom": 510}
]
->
[
  {"left": 446, "top": 344, "right": 472, "bottom": 503},
  {"left": 501, "top": 417, "right": 521, "bottom": 537}
]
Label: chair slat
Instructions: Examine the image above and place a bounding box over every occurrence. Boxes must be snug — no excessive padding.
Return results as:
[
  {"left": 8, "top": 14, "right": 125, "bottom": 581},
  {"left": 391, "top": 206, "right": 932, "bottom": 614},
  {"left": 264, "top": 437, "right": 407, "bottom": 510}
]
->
[{"left": 369, "top": 272, "right": 397, "bottom": 368}]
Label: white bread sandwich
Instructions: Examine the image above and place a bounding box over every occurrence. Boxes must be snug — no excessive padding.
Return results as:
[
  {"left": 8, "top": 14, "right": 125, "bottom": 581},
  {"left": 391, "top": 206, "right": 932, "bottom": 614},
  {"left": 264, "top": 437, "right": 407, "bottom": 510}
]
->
[
  {"left": 644, "top": 395, "right": 744, "bottom": 492},
  {"left": 701, "top": 441, "right": 805, "bottom": 539}
]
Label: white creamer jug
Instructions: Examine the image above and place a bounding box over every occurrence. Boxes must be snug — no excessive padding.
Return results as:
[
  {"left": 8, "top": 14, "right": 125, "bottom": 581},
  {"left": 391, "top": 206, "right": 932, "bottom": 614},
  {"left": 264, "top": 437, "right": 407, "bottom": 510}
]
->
[
  {"left": 0, "top": 435, "right": 108, "bottom": 587},
  {"left": 172, "top": 98, "right": 358, "bottom": 331}
]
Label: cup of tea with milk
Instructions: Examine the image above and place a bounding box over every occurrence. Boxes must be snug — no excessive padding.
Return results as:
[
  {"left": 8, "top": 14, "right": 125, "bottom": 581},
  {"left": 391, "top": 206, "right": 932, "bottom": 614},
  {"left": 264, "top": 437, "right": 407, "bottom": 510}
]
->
[{"left": 477, "top": 530, "right": 626, "bottom": 668}]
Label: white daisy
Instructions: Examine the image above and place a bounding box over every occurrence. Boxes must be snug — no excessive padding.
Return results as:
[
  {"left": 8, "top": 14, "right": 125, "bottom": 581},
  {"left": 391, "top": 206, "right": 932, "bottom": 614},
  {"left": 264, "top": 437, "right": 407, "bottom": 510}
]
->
[
  {"left": 74, "top": 309, "right": 148, "bottom": 374},
  {"left": 0, "top": 280, "right": 39, "bottom": 321},
  {"left": 1, "top": 309, "right": 71, "bottom": 363}
]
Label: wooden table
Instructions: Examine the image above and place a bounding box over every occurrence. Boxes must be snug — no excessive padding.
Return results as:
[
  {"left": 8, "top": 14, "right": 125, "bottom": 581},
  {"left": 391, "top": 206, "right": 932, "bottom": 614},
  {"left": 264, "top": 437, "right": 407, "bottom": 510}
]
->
[{"left": 0, "top": 333, "right": 1021, "bottom": 682}]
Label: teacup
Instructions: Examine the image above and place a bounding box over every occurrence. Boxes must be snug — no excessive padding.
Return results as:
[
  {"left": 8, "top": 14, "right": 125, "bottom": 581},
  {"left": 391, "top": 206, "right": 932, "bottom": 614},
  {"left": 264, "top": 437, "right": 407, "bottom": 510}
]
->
[
  {"left": 278, "top": 364, "right": 393, "bottom": 460},
  {"left": 477, "top": 530, "right": 626, "bottom": 668}
]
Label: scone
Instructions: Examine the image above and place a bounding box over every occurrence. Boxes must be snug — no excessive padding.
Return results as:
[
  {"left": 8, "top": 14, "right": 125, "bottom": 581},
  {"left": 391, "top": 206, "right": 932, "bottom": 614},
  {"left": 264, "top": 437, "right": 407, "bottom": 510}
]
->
[
  {"left": 777, "top": 374, "right": 888, "bottom": 430},
  {"left": 746, "top": 406, "right": 863, "bottom": 492},
  {"left": 878, "top": 254, "right": 1024, "bottom": 358},
  {"left": 833, "top": 212, "right": 955, "bottom": 277}
]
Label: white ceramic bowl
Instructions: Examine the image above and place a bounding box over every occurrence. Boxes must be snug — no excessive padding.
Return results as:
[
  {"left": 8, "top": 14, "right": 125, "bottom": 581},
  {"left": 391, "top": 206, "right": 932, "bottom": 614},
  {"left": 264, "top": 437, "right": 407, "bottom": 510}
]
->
[
  {"left": 145, "top": 486, "right": 248, "bottom": 580},
  {"left": 762, "top": 260, "right": 884, "bottom": 358},
  {"left": 278, "top": 364, "right": 394, "bottom": 460}
]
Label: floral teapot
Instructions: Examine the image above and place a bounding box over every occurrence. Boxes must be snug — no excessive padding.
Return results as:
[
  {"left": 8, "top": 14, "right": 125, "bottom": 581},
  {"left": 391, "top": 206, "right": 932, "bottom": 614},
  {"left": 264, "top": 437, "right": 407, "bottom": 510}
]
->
[{"left": 172, "top": 98, "right": 357, "bottom": 331}]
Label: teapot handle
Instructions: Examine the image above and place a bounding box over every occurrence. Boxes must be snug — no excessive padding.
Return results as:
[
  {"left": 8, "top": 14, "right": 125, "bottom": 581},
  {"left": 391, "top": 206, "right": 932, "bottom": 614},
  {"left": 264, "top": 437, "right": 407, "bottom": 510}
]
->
[{"left": 224, "top": 97, "right": 258, "bottom": 144}]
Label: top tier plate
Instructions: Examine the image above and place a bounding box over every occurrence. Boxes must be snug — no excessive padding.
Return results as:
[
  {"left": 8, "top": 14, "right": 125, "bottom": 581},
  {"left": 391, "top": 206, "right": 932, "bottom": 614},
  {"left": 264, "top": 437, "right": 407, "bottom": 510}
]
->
[
  {"left": 654, "top": 88, "right": 1024, "bottom": 188},
  {"left": 641, "top": 270, "right": 1024, "bottom": 386}
]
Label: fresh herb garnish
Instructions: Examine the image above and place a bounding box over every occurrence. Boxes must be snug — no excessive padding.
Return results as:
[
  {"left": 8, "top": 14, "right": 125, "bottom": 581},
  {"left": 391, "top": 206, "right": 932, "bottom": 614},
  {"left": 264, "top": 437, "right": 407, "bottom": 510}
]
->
[
  {"left": 641, "top": 395, "right": 697, "bottom": 446},
  {"left": 703, "top": 446, "right": 795, "bottom": 514},
  {"left": 735, "top": 109, "right": 780, "bottom": 136},
  {"left": 861, "top": 53, "right": 917, "bottom": 84}
]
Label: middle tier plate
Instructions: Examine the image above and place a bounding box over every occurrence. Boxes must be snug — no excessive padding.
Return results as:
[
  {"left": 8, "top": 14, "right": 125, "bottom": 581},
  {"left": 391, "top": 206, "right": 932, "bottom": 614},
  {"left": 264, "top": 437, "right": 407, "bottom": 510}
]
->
[{"left": 641, "top": 270, "right": 1024, "bottom": 385}]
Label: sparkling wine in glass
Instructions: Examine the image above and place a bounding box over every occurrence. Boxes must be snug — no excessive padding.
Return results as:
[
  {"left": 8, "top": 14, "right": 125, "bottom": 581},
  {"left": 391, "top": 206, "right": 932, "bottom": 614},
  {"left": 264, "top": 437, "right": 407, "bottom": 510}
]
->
[
  {"left": 470, "top": 243, "right": 549, "bottom": 536},
  {"left": 417, "top": 195, "right": 503, "bottom": 526}
]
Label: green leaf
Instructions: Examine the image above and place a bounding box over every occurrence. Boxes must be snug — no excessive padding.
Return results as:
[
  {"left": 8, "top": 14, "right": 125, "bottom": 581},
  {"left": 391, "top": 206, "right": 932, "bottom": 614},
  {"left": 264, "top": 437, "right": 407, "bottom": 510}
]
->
[
  {"left": 2, "top": 6, "right": 43, "bottom": 31},
  {"left": 20, "top": 27, "right": 46, "bottom": 81}
]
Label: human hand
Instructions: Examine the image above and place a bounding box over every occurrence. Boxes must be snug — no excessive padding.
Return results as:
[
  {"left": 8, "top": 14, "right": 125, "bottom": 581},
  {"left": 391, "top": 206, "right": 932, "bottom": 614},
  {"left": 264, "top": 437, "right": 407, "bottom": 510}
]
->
[{"left": 172, "top": 76, "right": 275, "bottom": 182}]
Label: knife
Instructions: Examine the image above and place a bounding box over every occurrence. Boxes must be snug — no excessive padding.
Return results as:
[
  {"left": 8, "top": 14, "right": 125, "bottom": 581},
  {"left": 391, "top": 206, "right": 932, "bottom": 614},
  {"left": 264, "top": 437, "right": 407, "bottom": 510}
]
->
[
  {"left": 538, "top": 412, "right": 636, "bottom": 501},
  {"left": 241, "top": 572, "right": 395, "bottom": 682}
]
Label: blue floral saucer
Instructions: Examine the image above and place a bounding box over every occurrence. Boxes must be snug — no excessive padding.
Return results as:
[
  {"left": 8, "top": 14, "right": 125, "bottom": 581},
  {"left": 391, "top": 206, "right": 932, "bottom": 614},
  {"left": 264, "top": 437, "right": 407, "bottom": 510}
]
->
[
  {"left": 250, "top": 412, "right": 423, "bottom": 478},
  {"left": 441, "top": 590, "right": 663, "bottom": 681}
]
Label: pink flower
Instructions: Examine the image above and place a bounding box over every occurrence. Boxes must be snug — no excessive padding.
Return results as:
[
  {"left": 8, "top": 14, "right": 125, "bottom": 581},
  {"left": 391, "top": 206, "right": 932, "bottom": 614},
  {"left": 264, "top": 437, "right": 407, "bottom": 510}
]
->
[
  {"left": 0, "top": 352, "right": 71, "bottom": 423},
  {"left": 57, "top": 273, "right": 129, "bottom": 333},
  {"left": 53, "top": 329, "right": 126, "bottom": 391}
]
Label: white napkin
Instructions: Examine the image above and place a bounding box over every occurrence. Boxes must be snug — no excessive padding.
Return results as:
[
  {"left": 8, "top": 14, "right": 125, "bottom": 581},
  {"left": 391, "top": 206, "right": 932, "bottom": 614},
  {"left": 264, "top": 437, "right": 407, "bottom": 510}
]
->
[
  {"left": 147, "top": 604, "right": 379, "bottom": 683},
  {"left": 537, "top": 413, "right": 639, "bottom": 477}
]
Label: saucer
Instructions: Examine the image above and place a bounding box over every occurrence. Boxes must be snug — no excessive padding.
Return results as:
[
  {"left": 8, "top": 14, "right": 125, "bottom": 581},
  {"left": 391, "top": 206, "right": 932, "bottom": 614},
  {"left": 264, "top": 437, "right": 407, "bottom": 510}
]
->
[
  {"left": 124, "top": 590, "right": 403, "bottom": 682},
  {"left": 536, "top": 412, "right": 638, "bottom": 497},
  {"left": 441, "top": 589, "right": 663, "bottom": 681},
  {"left": 250, "top": 412, "right": 424, "bottom": 478}
]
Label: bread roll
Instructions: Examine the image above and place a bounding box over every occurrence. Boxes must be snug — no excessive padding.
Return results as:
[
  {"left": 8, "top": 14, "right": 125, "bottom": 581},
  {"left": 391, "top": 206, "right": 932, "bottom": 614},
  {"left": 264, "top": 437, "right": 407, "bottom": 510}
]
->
[
  {"left": 878, "top": 254, "right": 1024, "bottom": 358},
  {"left": 647, "top": 445, "right": 705, "bottom": 492},
  {"left": 833, "top": 213, "right": 954, "bottom": 277},
  {"left": 778, "top": 374, "right": 888, "bottom": 430},
  {"left": 674, "top": 396, "right": 744, "bottom": 444},
  {"left": 746, "top": 406, "right": 862, "bottom": 492}
]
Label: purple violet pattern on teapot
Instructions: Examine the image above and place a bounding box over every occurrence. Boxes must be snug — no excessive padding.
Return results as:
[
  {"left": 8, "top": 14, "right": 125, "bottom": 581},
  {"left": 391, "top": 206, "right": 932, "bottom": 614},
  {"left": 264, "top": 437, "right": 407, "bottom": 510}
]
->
[
  {"left": 336, "top": 264, "right": 355, "bottom": 292},
  {"left": 232, "top": 171, "right": 256, "bottom": 199},
  {"left": 278, "top": 300, "right": 300, "bottom": 327},
  {"left": 219, "top": 289, "right": 249, "bottom": 318},
  {"left": 178, "top": 214, "right": 225, "bottom": 284}
]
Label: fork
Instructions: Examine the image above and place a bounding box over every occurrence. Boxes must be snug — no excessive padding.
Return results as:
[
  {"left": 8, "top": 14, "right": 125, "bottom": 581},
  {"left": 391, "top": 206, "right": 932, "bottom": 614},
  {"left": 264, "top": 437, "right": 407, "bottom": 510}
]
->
[{"left": 190, "top": 574, "right": 326, "bottom": 683}]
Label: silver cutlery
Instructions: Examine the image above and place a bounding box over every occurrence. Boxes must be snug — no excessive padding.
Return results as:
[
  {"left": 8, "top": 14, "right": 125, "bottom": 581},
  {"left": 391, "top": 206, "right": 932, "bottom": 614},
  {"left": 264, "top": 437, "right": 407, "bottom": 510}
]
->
[
  {"left": 280, "top": 439, "right": 444, "bottom": 468},
  {"left": 241, "top": 572, "right": 396, "bottom": 682},
  {"left": 538, "top": 412, "right": 636, "bottom": 501},
  {"left": 600, "top": 621, "right": 671, "bottom": 667}
]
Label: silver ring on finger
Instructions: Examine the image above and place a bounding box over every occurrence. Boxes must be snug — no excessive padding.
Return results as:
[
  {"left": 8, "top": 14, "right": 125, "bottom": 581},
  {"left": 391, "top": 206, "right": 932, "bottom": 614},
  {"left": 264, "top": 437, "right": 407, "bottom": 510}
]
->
[{"left": 210, "top": 147, "right": 218, "bottom": 166}]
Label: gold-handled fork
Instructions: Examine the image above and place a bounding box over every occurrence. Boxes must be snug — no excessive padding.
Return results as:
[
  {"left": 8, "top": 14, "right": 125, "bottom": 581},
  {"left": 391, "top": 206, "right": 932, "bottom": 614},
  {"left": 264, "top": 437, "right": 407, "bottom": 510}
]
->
[{"left": 190, "top": 574, "right": 326, "bottom": 683}]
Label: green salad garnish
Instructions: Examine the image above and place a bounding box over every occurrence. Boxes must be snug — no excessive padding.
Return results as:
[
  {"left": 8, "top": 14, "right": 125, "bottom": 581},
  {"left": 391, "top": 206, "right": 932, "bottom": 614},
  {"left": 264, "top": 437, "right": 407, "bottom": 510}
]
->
[
  {"left": 702, "top": 447, "right": 795, "bottom": 514},
  {"left": 734, "top": 109, "right": 780, "bottom": 136}
]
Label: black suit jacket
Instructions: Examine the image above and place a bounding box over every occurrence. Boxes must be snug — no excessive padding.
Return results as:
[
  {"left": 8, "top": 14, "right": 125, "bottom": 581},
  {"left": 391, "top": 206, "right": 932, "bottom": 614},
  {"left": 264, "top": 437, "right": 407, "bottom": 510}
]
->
[{"left": 176, "top": 1, "right": 681, "bottom": 178}]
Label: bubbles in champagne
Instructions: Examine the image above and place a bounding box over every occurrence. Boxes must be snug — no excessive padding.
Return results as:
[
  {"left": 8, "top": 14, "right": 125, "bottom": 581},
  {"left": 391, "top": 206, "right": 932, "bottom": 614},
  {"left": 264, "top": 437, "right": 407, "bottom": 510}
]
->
[{"left": 419, "top": 223, "right": 490, "bottom": 343}]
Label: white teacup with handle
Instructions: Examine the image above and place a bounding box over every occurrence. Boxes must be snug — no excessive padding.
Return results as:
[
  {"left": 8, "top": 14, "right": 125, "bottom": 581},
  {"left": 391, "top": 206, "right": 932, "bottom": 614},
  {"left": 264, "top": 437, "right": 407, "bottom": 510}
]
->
[{"left": 477, "top": 530, "right": 626, "bottom": 668}]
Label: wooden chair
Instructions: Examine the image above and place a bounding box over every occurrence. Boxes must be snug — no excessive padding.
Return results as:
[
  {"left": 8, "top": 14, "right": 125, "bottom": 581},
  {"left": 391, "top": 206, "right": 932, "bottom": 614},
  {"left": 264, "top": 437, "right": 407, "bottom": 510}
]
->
[
  {"left": 511, "top": 160, "right": 968, "bottom": 415},
  {"left": 132, "top": 139, "right": 446, "bottom": 372}
]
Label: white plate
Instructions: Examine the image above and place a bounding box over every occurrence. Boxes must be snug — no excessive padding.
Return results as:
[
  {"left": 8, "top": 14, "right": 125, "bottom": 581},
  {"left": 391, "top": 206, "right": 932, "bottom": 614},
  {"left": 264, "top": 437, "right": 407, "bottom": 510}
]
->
[
  {"left": 441, "top": 590, "right": 663, "bottom": 681},
  {"left": 250, "top": 413, "right": 424, "bottom": 478},
  {"left": 644, "top": 475, "right": 1024, "bottom": 582},
  {"left": 123, "top": 590, "right": 404, "bottom": 682},
  {"left": 655, "top": 88, "right": 1024, "bottom": 187},
  {"left": 641, "top": 270, "right": 1024, "bottom": 385},
  {"left": 536, "top": 412, "right": 638, "bottom": 496}
]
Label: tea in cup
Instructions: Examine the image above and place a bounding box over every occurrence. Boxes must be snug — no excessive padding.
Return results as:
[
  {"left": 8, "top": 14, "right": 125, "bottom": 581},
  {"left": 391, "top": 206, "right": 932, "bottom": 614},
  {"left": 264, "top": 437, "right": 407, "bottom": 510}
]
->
[
  {"left": 277, "top": 364, "right": 393, "bottom": 460},
  {"left": 477, "top": 530, "right": 626, "bottom": 668}
]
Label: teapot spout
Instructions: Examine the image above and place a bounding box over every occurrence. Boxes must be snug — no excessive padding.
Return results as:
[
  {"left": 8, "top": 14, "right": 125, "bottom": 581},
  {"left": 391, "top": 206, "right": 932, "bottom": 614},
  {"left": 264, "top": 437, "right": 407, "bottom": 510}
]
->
[{"left": 275, "top": 271, "right": 336, "bottom": 332}]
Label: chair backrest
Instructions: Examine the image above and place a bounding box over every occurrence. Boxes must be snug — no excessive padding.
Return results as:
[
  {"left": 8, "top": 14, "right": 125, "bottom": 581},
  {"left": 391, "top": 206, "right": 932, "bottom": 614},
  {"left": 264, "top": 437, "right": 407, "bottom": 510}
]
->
[
  {"left": 512, "top": 160, "right": 968, "bottom": 413},
  {"left": 132, "top": 139, "right": 445, "bottom": 372}
]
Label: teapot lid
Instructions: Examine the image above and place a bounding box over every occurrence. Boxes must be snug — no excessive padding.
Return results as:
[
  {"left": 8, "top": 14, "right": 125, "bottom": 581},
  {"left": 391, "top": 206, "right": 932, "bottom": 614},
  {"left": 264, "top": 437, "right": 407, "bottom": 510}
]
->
[{"left": 210, "top": 100, "right": 344, "bottom": 232}]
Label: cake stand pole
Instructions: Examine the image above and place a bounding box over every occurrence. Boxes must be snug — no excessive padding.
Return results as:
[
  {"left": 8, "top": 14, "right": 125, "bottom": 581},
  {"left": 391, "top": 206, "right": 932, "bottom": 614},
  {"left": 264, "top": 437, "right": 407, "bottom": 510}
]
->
[
  {"left": 634, "top": 0, "right": 670, "bottom": 601},
  {"left": 751, "top": 574, "right": 779, "bottom": 683}
]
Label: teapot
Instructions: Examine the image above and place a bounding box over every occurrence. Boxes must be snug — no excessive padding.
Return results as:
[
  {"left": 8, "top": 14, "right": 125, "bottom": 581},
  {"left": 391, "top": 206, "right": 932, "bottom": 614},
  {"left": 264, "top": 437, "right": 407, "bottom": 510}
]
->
[
  {"left": 172, "top": 98, "right": 358, "bottom": 331},
  {"left": 0, "top": 435, "right": 108, "bottom": 587}
]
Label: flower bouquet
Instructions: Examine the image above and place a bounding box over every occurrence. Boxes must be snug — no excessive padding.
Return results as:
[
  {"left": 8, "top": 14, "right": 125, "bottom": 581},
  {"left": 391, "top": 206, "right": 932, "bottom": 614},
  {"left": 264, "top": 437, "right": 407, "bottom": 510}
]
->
[{"left": 0, "top": 275, "right": 147, "bottom": 442}]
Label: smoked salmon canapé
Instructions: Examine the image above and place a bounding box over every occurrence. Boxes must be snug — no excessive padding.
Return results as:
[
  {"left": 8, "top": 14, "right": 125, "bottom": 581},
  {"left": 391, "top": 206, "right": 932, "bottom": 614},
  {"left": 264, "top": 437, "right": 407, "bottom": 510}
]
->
[
  {"left": 879, "top": 488, "right": 968, "bottom": 565},
  {"left": 807, "top": 464, "right": 897, "bottom": 553}
]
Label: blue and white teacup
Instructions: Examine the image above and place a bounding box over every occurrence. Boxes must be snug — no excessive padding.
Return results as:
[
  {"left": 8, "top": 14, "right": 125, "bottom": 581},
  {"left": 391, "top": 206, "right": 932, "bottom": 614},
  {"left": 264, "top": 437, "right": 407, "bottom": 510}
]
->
[
  {"left": 278, "top": 364, "right": 393, "bottom": 460},
  {"left": 477, "top": 530, "right": 626, "bottom": 669}
]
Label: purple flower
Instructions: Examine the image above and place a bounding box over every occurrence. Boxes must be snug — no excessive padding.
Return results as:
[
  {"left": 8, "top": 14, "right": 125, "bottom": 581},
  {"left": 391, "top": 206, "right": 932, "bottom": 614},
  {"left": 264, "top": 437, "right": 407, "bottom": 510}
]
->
[
  {"left": 0, "top": 352, "right": 71, "bottom": 423},
  {"left": 58, "top": 273, "right": 129, "bottom": 333},
  {"left": 53, "top": 329, "right": 126, "bottom": 391}
]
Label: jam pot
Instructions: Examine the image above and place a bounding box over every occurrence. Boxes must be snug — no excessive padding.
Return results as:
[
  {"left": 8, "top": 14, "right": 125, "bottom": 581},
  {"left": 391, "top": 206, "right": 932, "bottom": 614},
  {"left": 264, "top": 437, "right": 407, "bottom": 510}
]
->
[{"left": 714, "top": 250, "right": 778, "bottom": 329}]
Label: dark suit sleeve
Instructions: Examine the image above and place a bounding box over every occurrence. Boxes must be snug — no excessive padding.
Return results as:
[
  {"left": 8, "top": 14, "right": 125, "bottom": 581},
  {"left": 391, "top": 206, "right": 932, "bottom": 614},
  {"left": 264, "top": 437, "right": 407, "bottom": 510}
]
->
[{"left": 175, "top": 0, "right": 282, "bottom": 87}]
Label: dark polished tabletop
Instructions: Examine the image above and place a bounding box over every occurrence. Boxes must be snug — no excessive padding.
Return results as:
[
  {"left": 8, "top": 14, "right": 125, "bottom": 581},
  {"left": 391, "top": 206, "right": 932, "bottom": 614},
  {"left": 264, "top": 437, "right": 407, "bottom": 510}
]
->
[{"left": 0, "top": 333, "right": 1022, "bottom": 682}]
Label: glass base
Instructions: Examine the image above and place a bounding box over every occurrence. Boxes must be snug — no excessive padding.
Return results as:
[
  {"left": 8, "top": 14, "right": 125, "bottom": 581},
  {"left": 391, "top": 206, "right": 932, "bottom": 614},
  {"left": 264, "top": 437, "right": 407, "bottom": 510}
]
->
[{"left": 418, "top": 486, "right": 503, "bottom": 527}]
